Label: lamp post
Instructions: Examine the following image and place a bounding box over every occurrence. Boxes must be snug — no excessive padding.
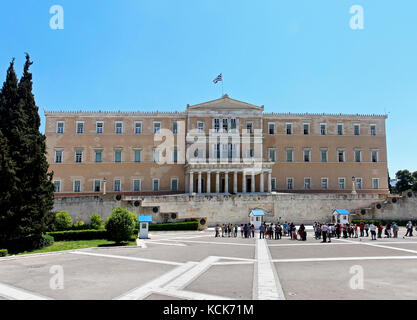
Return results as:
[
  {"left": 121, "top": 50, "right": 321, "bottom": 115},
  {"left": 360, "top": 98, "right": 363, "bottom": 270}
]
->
[
  {"left": 103, "top": 177, "right": 107, "bottom": 195},
  {"left": 352, "top": 176, "right": 357, "bottom": 195}
]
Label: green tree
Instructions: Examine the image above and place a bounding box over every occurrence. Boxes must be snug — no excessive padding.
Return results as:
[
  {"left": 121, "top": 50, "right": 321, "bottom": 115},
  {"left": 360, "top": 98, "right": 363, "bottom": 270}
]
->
[
  {"left": 89, "top": 213, "right": 104, "bottom": 230},
  {"left": 394, "top": 170, "right": 414, "bottom": 193},
  {"left": 105, "top": 207, "right": 136, "bottom": 244},
  {"left": 54, "top": 211, "right": 73, "bottom": 231},
  {"left": 412, "top": 171, "right": 417, "bottom": 192}
]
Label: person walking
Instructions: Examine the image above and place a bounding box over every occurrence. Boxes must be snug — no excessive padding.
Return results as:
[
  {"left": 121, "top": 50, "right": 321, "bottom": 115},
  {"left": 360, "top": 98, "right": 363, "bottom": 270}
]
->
[
  {"left": 259, "top": 224, "right": 265, "bottom": 239},
  {"left": 365, "top": 223, "right": 370, "bottom": 237},
  {"left": 321, "top": 224, "right": 328, "bottom": 243},
  {"left": 393, "top": 222, "right": 399, "bottom": 238},
  {"left": 251, "top": 224, "right": 255, "bottom": 238},
  {"left": 405, "top": 221, "right": 413, "bottom": 237},
  {"left": 215, "top": 224, "right": 220, "bottom": 237}
]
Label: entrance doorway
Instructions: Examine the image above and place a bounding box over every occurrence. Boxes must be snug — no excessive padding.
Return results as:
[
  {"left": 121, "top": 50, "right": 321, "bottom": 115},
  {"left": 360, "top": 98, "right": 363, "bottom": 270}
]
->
[{"left": 246, "top": 178, "right": 252, "bottom": 192}]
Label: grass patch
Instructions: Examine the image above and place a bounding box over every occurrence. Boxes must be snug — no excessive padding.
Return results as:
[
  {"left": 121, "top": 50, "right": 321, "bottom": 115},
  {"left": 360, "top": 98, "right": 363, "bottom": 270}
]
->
[{"left": 15, "top": 239, "right": 137, "bottom": 256}]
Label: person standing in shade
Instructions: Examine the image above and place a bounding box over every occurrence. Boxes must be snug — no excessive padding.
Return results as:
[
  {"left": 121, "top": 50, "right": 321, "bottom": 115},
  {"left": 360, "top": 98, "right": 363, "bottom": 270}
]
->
[{"left": 370, "top": 223, "right": 377, "bottom": 240}]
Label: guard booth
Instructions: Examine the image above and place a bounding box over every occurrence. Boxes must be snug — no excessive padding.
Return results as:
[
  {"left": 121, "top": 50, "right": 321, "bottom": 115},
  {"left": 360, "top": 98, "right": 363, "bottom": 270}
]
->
[
  {"left": 249, "top": 210, "right": 264, "bottom": 230},
  {"left": 332, "top": 209, "right": 350, "bottom": 225},
  {"left": 138, "top": 216, "right": 152, "bottom": 239}
]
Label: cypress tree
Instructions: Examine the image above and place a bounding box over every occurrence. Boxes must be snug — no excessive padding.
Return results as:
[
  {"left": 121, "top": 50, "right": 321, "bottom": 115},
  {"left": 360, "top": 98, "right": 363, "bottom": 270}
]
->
[{"left": 17, "top": 54, "right": 55, "bottom": 239}]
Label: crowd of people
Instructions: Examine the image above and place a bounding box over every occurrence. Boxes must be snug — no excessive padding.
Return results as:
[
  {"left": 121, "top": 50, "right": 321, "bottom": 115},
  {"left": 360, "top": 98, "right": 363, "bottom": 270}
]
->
[
  {"left": 313, "top": 220, "right": 415, "bottom": 242},
  {"left": 214, "top": 222, "right": 307, "bottom": 241},
  {"left": 214, "top": 221, "right": 416, "bottom": 242}
]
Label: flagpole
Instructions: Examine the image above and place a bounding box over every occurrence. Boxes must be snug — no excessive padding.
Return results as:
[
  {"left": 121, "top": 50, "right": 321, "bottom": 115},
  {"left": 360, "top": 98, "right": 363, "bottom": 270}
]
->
[{"left": 222, "top": 73, "right": 224, "bottom": 96}]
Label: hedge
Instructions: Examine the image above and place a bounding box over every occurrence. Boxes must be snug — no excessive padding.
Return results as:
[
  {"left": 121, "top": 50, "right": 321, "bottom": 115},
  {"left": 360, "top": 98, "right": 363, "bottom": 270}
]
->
[
  {"left": 48, "top": 230, "right": 108, "bottom": 241},
  {"left": 0, "top": 249, "right": 7, "bottom": 257},
  {"left": 148, "top": 221, "right": 199, "bottom": 231},
  {"left": 352, "top": 220, "right": 416, "bottom": 227},
  {"left": 0, "top": 234, "right": 54, "bottom": 254}
]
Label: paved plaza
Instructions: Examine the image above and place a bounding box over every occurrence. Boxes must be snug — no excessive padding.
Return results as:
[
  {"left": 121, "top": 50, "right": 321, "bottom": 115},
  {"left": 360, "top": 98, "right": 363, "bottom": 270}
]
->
[{"left": 0, "top": 228, "right": 417, "bottom": 300}]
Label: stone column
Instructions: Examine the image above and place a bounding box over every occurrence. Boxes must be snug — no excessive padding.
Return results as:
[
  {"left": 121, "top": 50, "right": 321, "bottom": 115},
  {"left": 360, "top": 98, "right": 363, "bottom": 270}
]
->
[
  {"left": 233, "top": 171, "right": 238, "bottom": 193},
  {"left": 224, "top": 172, "right": 229, "bottom": 193},
  {"left": 251, "top": 171, "right": 255, "bottom": 193},
  {"left": 260, "top": 171, "right": 264, "bottom": 192},
  {"left": 242, "top": 171, "right": 246, "bottom": 193},
  {"left": 189, "top": 172, "right": 194, "bottom": 194},
  {"left": 206, "top": 172, "right": 211, "bottom": 194},
  {"left": 268, "top": 171, "right": 272, "bottom": 193},
  {"left": 216, "top": 171, "right": 220, "bottom": 194},
  {"left": 198, "top": 171, "right": 202, "bottom": 194}
]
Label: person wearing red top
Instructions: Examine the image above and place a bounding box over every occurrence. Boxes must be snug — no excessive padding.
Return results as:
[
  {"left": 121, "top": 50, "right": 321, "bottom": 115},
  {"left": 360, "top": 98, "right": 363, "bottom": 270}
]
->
[{"left": 359, "top": 221, "right": 365, "bottom": 237}]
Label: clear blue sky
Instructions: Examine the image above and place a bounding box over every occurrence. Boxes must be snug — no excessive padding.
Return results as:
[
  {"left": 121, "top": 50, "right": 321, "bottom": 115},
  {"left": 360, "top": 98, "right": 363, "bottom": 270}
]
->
[{"left": 1, "top": 0, "right": 416, "bottom": 177}]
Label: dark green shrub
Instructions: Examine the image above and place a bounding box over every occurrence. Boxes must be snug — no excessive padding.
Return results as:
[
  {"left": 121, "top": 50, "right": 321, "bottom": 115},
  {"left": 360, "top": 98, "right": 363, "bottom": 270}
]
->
[
  {"left": 89, "top": 213, "right": 104, "bottom": 230},
  {"left": 54, "top": 211, "right": 73, "bottom": 231},
  {"left": 74, "top": 217, "right": 85, "bottom": 229},
  {"left": 0, "top": 249, "right": 7, "bottom": 257},
  {"left": 48, "top": 230, "right": 108, "bottom": 241},
  {"left": 105, "top": 207, "right": 136, "bottom": 244}
]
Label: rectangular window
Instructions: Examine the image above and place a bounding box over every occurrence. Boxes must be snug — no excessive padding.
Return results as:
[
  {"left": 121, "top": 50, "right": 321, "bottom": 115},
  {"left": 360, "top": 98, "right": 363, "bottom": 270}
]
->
[
  {"left": 268, "top": 123, "right": 275, "bottom": 135},
  {"left": 222, "top": 119, "right": 228, "bottom": 132},
  {"left": 57, "top": 122, "right": 64, "bottom": 134},
  {"left": 55, "top": 151, "right": 63, "bottom": 163},
  {"left": 75, "top": 151, "right": 83, "bottom": 163},
  {"left": 153, "top": 179, "right": 160, "bottom": 191},
  {"left": 287, "top": 178, "right": 294, "bottom": 190},
  {"left": 153, "top": 149, "right": 160, "bottom": 163},
  {"left": 153, "top": 122, "right": 161, "bottom": 134},
  {"left": 215, "top": 144, "right": 220, "bottom": 159},
  {"left": 95, "top": 151, "right": 102, "bottom": 163},
  {"left": 96, "top": 122, "right": 103, "bottom": 134},
  {"left": 171, "top": 178, "right": 178, "bottom": 191},
  {"left": 76, "top": 122, "right": 84, "bottom": 134},
  {"left": 53, "top": 181, "right": 61, "bottom": 193},
  {"left": 337, "top": 123, "right": 344, "bottom": 135},
  {"left": 214, "top": 119, "right": 220, "bottom": 132},
  {"left": 286, "top": 149, "right": 293, "bottom": 162},
  {"left": 246, "top": 122, "right": 253, "bottom": 134},
  {"left": 114, "top": 150, "right": 122, "bottom": 163},
  {"left": 114, "top": 180, "right": 121, "bottom": 192},
  {"left": 172, "top": 121, "right": 178, "bottom": 134},
  {"left": 372, "top": 178, "right": 379, "bottom": 190},
  {"left": 94, "top": 180, "right": 101, "bottom": 192},
  {"left": 304, "top": 178, "right": 311, "bottom": 190},
  {"left": 133, "top": 179, "right": 141, "bottom": 192},
  {"left": 370, "top": 124, "right": 376, "bottom": 136},
  {"left": 354, "top": 124, "right": 360, "bottom": 136},
  {"left": 173, "top": 148, "right": 178, "bottom": 163},
  {"left": 197, "top": 121, "right": 204, "bottom": 133},
  {"left": 321, "top": 150, "right": 328, "bottom": 162},
  {"left": 303, "top": 123, "right": 310, "bottom": 135},
  {"left": 356, "top": 178, "right": 362, "bottom": 190},
  {"left": 135, "top": 122, "right": 142, "bottom": 134},
  {"left": 321, "top": 178, "right": 328, "bottom": 190},
  {"left": 249, "top": 149, "right": 254, "bottom": 158},
  {"left": 269, "top": 148, "right": 276, "bottom": 162},
  {"left": 74, "top": 180, "right": 81, "bottom": 193},
  {"left": 338, "top": 178, "right": 346, "bottom": 190},
  {"left": 286, "top": 123, "right": 292, "bottom": 135},
  {"left": 134, "top": 150, "right": 141, "bottom": 163},
  {"left": 271, "top": 178, "right": 277, "bottom": 191},
  {"left": 230, "top": 119, "right": 237, "bottom": 130},
  {"left": 371, "top": 151, "right": 378, "bottom": 163},
  {"left": 304, "top": 149, "right": 311, "bottom": 162},
  {"left": 338, "top": 150, "right": 345, "bottom": 163},
  {"left": 320, "top": 123, "right": 327, "bottom": 135},
  {"left": 115, "top": 122, "right": 123, "bottom": 134},
  {"left": 355, "top": 150, "right": 362, "bottom": 162}
]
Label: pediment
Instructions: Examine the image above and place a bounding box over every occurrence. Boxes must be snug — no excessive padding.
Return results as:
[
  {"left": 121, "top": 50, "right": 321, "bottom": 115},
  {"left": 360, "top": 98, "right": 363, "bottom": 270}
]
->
[{"left": 187, "top": 94, "right": 264, "bottom": 113}]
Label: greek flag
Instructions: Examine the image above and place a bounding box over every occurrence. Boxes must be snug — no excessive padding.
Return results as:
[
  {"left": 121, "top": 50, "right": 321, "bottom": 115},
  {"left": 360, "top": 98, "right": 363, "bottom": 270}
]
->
[{"left": 213, "top": 73, "right": 222, "bottom": 84}]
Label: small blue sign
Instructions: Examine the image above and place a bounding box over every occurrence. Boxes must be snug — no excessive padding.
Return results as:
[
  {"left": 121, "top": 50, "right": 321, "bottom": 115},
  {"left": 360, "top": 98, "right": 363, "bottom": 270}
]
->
[{"left": 138, "top": 216, "right": 153, "bottom": 222}]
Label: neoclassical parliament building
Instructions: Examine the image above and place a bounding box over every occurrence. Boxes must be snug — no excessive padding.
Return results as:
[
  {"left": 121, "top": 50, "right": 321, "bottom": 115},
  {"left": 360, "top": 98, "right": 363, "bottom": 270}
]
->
[{"left": 45, "top": 94, "right": 389, "bottom": 200}]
